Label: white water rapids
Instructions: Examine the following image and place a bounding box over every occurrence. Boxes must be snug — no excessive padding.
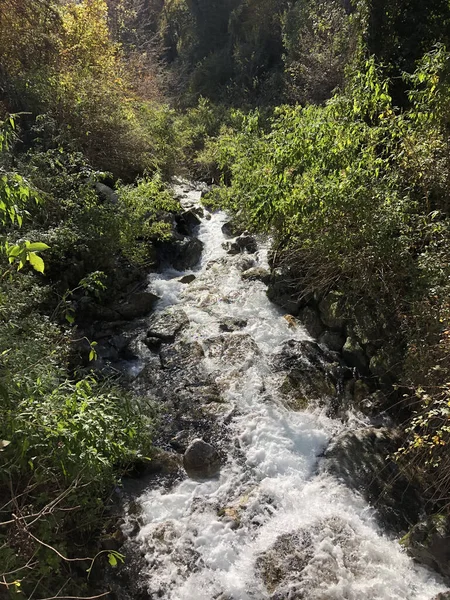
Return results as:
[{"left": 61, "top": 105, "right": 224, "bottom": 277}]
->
[{"left": 122, "top": 182, "right": 447, "bottom": 600}]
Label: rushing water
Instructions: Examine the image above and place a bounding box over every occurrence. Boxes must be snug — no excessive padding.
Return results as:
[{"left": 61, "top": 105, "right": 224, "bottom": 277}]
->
[{"left": 121, "top": 181, "right": 447, "bottom": 600}]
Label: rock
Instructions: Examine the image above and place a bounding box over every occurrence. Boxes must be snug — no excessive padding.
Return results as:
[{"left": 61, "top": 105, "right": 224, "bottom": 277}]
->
[
  {"left": 160, "top": 341, "right": 204, "bottom": 370},
  {"left": 301, "top": 306, "right": 325, "bottom": 339},
  {"left": 170, "top": 430, "right": 191, "bottom": 453},
  {"left": 322, "top": 427, "right": 424, "bottom": 533},
  {"left": 175, "top": 210, "right": 202, "bottom": 236},
  {"left": 219, "top": 317, "right": 248, "bottom": 332},
  {"left": 319, "top": 291, "right": 346, "bottom": 331},
  {"left": 266, "top": 268, "right": 303, "bottom": 316},
  {"left": 403, "top": 514, "right": 450, "bottom": 581},
  {"left": 95, "top": 182, "right": 118, "bottom": 204},
  {"left": 204, "top": 333, "right": 260, "bottom": 366},
  {"left": 143, "top": 335, "right": 162, "bottom": 351},
  {"left": 114, "top": 292, "right": 160, "bottom": 320},
  {"left": 241, "top": 267, "right": 271, "bottom": 285},
  {"left": 183, "top": 439, "right": 221, "bottom": 479},
  {"left": 274, "top": 340, "right": 339, "bottom": 407},
  {"left": 353, "top": 379, "right": 370, "bottom": 405},
  {"left": 369, "top": 345, "right": 402, "bottom": 386},
  {"left": 342, "top": 336, "right": 369, "bottom": 374},
  {"left": 232, "top": 255, "right": 255, "bottom": 272},
  {"left": 431, "top": 593, "right": 450, "bottom": 600},
  {"left": 172, "top": 238, "right": 204, "bottom": 271},
  {"left": 223, "top": 234, "right": 257, "bottom": 255},
  {"left": 236, "top": 234, "right": 258, "bottom": 253},
  {"left": 179, "top": 274, "right": 196, "bottom": 284},
  {"left": 256, "top": 517, "right": 360, "bottom": 598},
  {"left": 147, "top": 309, "right": 189, "bottom": 342},
  {"left": 221, "top": 220, "right": 244, "bottom": 238},
  {"left": 318, "top": 329, "right": 345, "bottom": 352}
]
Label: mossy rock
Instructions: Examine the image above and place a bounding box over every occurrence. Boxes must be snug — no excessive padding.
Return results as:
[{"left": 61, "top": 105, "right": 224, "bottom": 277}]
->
[
  {"left": 342, "top": 336, "right": 370, "bottom": 375},
  {"left": 319, "top": 291, "right": 346, "bottom": 331}
]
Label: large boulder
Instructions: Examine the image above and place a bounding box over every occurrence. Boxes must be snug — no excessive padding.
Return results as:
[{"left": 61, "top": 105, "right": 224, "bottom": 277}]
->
[
  {"left": 403, "top": 514, "right": 450, "bottom": 581},
  {"left": 266, "top": 268, "right": 303, "bottom": 316},
  {"left": 160, "top": 341, "right": 204, "bottom": 370},
  {"left": 221, "top": 219, "right": 244, "bottom": 238},
  {"left": 256, "top": 517, "right": 363, "bottom": 599},
  {"left": 204, "top": 333, "right": 260, "bottom": 367},
  {"left": 300, "top": 306, "right": 325, "bottom": 339},
  {"left": 274, "top": 340, "right": 340, "bottom": 408},
  {"left": 114, "top": 291, "right": 160, "bottom": 320},
  {"left": 322, "top": 427, "right": 424, "bottom": 533},
  {"left": 318, "top": 330, "right": 345, "bottom": 352},
  {"left": 172, "top": 237, "right": 204, "bottom": 271},
  {"left": 147, "top": 308, "right": 189, "bottom": 342},
  {"left": 175, "top": 210, "right": 202, "bottom": 236},
  {"left": 183, "top": 439, "right": 221, "bottom": 479},
  {"left": 319, "top": 291, "right": 346, "bottom": 331}
]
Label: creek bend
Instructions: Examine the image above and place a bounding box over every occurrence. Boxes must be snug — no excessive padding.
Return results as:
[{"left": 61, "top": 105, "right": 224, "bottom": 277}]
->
[{"left": 115, "top": 181, "right": 447, "bottom": 600}]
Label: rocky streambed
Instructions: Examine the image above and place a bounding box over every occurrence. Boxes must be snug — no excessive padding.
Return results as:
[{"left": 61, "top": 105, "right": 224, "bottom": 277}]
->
[{"left": 92, "top": 181, "right": 448, "bottom": 600}]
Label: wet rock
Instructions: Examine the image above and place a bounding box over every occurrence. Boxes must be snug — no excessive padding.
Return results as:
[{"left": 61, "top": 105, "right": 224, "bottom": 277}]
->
[
  {"left": 322, "top": 427, "right": 424, "bottom": 533},
  {"left": 403, "top": 514, "right": 450, "bottom": 580},
  {"left": 147, "top": 309, "right": 189, "bottom": 342},
  {"left": 319, "top": 329, "right": 345, "bottom": 352},
  {"left": 175, "top": 210, "right": 201, "bottom": 236},
  {"left": 114, "top": 292, "right": 160, "bottom": 320},
  {"left": 160, "top": 341, "right": 204, "bottom": 370},
  {"left": 168, "top": 237, "right": 204, "bottom": 271},
  {"left": 170, "top": 430, "right": 191, "bottom": 453},
  {"left": 266, "top": 268, "right": 302, "bottom": 315},
  {"left": 257, "top": 517, "right": 361, "bottom": 598},
  {"left": 319, "top": 291, "right": 346, "bottom": 331},
  {"left": 204, "top": 333, "right": 260, "bottom": 366},
  {"left": 219, "top": 317, "right": 248, "bottom": 332},
  {"left": 183, "top": 439, "right": 221, "bottom": 479},
  {"left": 431, "top": 592, "right": 450, "bottom": 600},
  {"left": 223, "top": 234, "right": 257, "bottom": 255},
  {"left": 179, "top": 274, "right": 196, "bottom": 284},
  {"left": 232, "top": 255, "right": 255, "bottom": 272},
  {"left": 342, "top": 335, "right": 370, "bottom": 375},
  {"left": 241, "top": 267, "right": 271, "bottom": 285},
  {"left": 221, "top": 220, "right": 244, "bottom": 238},
  {"left": 143, "top": 335, "right": 162, "bottom": 351},
  {"left": 274, "top": 340, "right": 339, "bottom": 407},
  {"left": 301, "top": 306, "right": 324, "bottom": 339}
]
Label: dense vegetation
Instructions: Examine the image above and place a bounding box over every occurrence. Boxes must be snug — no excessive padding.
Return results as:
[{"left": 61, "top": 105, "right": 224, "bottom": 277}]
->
[{"left": 1, "top": 0, "right": 450, "bottom": 597}]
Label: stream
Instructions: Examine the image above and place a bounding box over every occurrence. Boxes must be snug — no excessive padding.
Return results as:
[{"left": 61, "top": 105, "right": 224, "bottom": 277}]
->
[{"left": 118, "top": 181, "right": 448, "bottom": 600}]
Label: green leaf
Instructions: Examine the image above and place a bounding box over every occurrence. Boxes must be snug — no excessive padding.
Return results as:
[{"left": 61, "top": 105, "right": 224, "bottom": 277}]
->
[
  {"left": 28, "top": 252, "right": 45, "bottom": 274},
  {"left": 26, "top": 242, "right": 50, "bottom": 252},
  {"left": 108, "top": 553, "right": 118, "bottom": 567}
]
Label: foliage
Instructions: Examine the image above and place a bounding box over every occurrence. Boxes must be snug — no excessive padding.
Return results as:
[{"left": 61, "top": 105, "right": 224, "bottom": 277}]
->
[
  {"left": 117, "top": 173, "right": 180, "bottom": 263},
  {"left": 210, "top": 49, "right": 450, "bottom": 503}
]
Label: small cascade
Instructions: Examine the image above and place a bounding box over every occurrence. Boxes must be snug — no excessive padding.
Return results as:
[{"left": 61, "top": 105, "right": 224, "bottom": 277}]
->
[{"left": 119, "top": 181, "right": 447, "bottom": 600}]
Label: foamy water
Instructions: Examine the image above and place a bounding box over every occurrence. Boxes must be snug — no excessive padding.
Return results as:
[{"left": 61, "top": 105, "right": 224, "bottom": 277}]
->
[{"left": 125, "top": 181, "right": 446, "bottom": 600}]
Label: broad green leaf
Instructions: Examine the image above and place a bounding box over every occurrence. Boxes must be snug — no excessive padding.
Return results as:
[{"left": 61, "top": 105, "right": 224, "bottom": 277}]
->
[
  {"left": 27, "top": 242, "right": 50, "bottom": 252},
  {"left": 28, "top": 252, "right": 45, "bottom": 274}
]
